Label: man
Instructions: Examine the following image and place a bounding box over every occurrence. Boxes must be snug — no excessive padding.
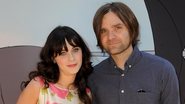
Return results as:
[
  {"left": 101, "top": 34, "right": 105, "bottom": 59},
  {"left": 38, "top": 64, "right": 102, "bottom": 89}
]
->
[{"left": 88, "top": 2, "right": 180, "bottom": 104}]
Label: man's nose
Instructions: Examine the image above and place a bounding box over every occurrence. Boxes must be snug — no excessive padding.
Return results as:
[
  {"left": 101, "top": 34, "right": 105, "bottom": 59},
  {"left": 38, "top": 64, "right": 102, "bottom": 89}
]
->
[{"left": 108, "top": 31, "right": 116, "bottom": 40}]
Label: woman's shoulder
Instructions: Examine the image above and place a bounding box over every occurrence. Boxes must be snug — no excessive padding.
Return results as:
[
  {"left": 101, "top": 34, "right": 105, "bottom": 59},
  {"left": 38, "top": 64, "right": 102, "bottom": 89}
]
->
[{"left": 27, "top": 76, "right": 45, "bottom": 89}]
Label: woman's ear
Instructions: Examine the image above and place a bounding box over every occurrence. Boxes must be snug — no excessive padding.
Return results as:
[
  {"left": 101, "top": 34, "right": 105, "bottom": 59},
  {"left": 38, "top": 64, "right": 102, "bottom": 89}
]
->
[
  {"left": 51, "top": 56, "right": 56, "bottom": 64},
  {"left": 53, "top": 59, "right": 56, "bottom": 64}
]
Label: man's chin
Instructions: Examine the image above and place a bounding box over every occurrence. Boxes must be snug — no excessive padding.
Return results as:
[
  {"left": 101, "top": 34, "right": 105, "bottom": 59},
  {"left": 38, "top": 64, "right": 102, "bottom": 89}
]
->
[{"left": 108, "top": 50, "right": 121, "bottom": 55}]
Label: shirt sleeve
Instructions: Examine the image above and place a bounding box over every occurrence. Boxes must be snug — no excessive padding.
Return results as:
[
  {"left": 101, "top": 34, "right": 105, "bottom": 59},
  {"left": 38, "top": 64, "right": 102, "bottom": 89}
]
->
[{"left": 160, "top": 61, "right": 180, "bottom": 104}]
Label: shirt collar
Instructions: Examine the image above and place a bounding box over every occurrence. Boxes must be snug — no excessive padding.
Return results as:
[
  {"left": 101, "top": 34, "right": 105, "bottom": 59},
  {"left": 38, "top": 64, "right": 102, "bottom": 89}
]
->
[
  {"left": 108, "top": 46, "right": 142, "bottom": 70},
  {"left": 125, "top": 46, "right": 142, "bottom": 70}
]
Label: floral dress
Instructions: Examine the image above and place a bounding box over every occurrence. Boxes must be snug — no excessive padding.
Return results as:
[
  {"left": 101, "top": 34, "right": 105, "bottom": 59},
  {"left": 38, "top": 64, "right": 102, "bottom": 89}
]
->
[{"left": 37, "top": 77, "right": 90, "bottom": 104}]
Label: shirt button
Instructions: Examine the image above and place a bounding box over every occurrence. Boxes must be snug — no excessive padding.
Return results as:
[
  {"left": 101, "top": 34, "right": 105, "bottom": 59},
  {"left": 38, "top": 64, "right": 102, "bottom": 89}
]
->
[
  {"left": 121, "top": 90, "right": 124, "bottom": 93},
  {"left": 128, "top": 65, "right": 132, "bottom": 68},
  {"left": 121, "top": 74, "right": 124, "bottom": 76}
]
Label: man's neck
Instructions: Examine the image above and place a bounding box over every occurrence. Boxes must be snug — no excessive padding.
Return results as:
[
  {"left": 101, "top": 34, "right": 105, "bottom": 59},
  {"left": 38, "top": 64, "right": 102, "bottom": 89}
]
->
[{"left": 111, "top": 46, "right": 133, "bottom": 69}]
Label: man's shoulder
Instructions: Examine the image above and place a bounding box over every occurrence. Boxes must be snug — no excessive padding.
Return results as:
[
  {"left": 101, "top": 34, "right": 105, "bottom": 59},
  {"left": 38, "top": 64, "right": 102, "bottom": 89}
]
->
[
  {"left": 88, "top": 58, "right": 110, "bottom": 85},
  {"left": 94, "top": 58, "right": 110, "bottom": 70},
  {"left": 141, "top": 51, "right": 174, "bottom": 69},
  {"left": 142, "top": 51, "right": 166, "bottom": 62}
]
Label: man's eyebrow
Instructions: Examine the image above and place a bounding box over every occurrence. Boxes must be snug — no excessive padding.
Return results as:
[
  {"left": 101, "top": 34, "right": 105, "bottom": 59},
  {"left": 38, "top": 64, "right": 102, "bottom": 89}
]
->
[{"left": 112, "top": 23, "right": 124, "bottom": 27}]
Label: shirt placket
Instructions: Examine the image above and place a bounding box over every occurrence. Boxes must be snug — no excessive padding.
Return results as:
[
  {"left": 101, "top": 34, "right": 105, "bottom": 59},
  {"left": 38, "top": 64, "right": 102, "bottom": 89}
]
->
[{"left": 119, "top": 63, "right": 132, "bottom": 104}]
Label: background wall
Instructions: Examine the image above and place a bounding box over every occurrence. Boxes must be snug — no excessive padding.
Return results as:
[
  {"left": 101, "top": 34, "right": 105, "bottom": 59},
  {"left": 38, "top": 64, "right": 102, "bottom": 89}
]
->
[{"left": 0, "top": 0, "right": 154, "bottom": 52}]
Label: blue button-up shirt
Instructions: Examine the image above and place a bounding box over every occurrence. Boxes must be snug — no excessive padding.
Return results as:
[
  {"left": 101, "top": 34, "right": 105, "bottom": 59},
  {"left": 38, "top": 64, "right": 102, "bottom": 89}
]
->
[{"left": 88, "top": 47, "right": 180, "bottom": 104}]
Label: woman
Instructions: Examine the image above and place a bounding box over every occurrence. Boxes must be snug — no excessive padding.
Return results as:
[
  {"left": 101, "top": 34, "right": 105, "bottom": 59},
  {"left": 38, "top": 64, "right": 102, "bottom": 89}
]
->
[{"left": 17, "top": 26, "right": 93, "bottom": 104}]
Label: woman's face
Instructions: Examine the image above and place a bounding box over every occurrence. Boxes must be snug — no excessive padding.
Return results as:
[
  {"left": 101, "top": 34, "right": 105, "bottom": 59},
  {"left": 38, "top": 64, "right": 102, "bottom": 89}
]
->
[{"left": 54, "top": 40, "right": 82, "bottom": 76}]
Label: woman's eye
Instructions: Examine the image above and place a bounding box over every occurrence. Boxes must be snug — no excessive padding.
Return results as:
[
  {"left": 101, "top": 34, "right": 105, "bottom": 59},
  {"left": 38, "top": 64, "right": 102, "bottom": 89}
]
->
[
  {"left": 73, "top": 47, "right": 80, "bottom": 52},
  {"left": 60, "top": 51, "right": 67, "bottom": 56}
]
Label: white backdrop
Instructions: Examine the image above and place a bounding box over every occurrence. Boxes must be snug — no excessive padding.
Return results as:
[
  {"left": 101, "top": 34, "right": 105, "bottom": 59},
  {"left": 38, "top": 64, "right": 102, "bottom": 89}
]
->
[{"left": 0, "top": 0, "right": 154, "bottom": 52}]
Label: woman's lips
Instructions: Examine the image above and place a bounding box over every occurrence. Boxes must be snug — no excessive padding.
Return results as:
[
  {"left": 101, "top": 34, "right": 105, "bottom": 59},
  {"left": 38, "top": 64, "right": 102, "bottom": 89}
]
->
[{"left": 67, "top": 64, "right": 77, "bottom": 67}]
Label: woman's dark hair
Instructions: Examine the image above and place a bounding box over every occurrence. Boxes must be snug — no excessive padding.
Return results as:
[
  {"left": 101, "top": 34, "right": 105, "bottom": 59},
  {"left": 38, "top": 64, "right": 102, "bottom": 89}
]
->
[
  {"left": 21, "top": 26, "right": 92, "bottom": 104},
  {"left": 93, "top": 2, "right": 139, "bottom": 52}
]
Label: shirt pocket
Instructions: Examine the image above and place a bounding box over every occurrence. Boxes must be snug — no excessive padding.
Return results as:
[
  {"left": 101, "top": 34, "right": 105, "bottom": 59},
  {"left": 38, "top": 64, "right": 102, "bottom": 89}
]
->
[{"left": 134, "top": 89, "right": 159, "bottom": 104}]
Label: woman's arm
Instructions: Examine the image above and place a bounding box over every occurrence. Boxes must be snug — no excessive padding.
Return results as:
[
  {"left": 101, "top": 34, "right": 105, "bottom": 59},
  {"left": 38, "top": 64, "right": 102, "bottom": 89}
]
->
[{"left": 16, "top": 78, "right": 41, "bottom": 104}]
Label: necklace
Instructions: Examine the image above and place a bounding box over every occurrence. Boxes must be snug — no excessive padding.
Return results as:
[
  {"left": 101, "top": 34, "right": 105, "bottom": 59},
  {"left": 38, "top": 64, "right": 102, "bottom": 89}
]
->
[{"left": 66, "top": 91, "right": 73, "bottom": 101}]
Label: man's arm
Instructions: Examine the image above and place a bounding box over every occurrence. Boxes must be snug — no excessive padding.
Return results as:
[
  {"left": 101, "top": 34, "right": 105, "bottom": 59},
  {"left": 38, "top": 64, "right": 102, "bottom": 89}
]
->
[{"left": 160, "top": 62, "right": 180, "bottom": 104}]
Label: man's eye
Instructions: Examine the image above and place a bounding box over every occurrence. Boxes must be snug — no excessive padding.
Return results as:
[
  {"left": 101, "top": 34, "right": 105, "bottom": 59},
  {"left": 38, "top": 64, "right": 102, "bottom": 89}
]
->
[
  {"left": 115, "top": 26, "right": 122, "bottom": 30},
  {"left": 100, "top": 29, "right": 106, "bottom": 34}
]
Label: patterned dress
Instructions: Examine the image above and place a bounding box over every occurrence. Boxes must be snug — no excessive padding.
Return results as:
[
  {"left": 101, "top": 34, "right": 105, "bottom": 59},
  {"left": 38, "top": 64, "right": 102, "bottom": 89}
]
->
[{"left": 37, "top": 77, "right": 90, "bottom": 104}]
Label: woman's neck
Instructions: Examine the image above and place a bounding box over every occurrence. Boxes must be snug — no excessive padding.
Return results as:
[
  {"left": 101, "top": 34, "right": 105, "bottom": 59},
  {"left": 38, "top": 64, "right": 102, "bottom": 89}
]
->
[{"left": 57, "top": 74, "right": 76, "bottom": 89}]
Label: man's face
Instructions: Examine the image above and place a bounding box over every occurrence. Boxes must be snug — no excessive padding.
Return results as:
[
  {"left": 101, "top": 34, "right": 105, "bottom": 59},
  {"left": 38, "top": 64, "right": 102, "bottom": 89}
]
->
[{"left": 100, "top": 11, "right": 131, "bottom": 55}]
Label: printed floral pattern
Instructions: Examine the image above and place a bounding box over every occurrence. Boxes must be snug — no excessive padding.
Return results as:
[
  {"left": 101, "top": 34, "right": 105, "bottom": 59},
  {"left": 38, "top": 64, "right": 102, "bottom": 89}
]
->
[{"left": 37, "top": 77, "right": 90, "bottom": 104}]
